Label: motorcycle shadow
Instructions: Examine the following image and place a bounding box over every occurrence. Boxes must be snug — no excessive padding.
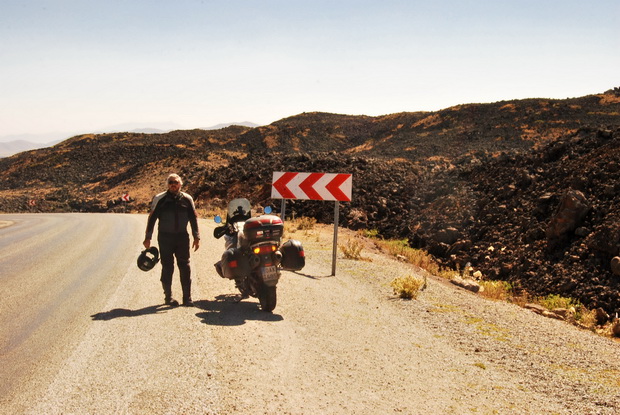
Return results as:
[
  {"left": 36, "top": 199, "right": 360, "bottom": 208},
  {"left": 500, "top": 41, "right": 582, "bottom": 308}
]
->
[
  {"left": 91, "top": 304, "right": 173, "bottom": 321},
  {"left": 193, "top": 295, "right": 284, "bottom": 326}
]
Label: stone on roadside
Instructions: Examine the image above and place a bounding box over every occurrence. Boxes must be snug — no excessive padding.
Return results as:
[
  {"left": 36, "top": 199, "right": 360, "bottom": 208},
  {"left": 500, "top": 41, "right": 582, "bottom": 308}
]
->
[
  {"left": 450, "top": 276, "right": 482, "bottom": 293},
  {"left": 524, "top": 303, "right": 546, "bottom": 315}
]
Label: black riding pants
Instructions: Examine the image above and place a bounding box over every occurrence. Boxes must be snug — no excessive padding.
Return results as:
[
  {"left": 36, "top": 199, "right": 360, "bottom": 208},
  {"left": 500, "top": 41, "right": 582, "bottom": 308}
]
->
[{"left": 158, "top": 232, "right": 191, "bottom": 299}]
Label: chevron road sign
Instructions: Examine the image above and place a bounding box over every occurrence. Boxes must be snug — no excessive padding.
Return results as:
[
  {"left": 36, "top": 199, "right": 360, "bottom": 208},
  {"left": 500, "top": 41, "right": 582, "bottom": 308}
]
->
[
  {"left": 271, "top": 172, "right": 352, "bottom": 202},
  {"left": 271, "top": 171, "right": 353, "bottom": 276}
]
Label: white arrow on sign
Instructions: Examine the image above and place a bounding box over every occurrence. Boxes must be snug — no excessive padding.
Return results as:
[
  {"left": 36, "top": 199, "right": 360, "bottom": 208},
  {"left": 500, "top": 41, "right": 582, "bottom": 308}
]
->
[{"left": 271, "top": 172, "right": 352, "bottom": 202}]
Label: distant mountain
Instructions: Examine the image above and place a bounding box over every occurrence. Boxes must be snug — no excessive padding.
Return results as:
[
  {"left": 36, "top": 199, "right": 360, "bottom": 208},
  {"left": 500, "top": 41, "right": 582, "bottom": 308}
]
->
[
  {"left": 0, "top": 139, "right": 62, "bottom": 158},
  {"left": 93, "top": 122, "right": 183, "bottom": 134},
  {"left": 204, "top": 121, "right": 260, "bottom": 130},
  {"left": 0, "top": 122, "right": 259, "bottom": 157}
]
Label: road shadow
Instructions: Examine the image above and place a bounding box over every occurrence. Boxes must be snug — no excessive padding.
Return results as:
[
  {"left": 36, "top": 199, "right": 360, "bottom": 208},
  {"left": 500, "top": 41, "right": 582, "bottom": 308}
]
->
[
  {"left": 194, "top": 295, "right": 284, "bottom": 326},
  {"left": 91, "top": 304, "right": 174, "bottom": 321}
]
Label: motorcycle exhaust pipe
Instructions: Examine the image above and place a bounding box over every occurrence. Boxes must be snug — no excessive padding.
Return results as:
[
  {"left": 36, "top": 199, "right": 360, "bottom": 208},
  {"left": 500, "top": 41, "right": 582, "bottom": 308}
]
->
[
  {"left": 249, "top": 254, "right": 261, "bottom": 269},
  {"left": 274, "top": 250, "right": 283, "bottom": 265}
]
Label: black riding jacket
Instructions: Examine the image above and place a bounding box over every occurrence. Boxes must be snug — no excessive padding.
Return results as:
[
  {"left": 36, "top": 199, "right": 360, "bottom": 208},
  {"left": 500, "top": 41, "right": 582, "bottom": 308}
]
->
[{"left": 145, "top": 191, "right": 200, "bottom": 240}]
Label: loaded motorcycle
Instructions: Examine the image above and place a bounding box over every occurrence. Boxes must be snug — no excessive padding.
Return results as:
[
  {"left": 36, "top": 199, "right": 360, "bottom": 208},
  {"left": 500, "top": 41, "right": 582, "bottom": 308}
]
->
[{"left": 213, "top": 198, "right": 305, "bottom": 312}]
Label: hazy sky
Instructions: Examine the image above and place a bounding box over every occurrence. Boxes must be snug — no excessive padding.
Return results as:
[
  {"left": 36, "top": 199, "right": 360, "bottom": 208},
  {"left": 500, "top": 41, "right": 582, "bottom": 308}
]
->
[{"left": 1, "top": 0, "right": 618, "bottom": 141}]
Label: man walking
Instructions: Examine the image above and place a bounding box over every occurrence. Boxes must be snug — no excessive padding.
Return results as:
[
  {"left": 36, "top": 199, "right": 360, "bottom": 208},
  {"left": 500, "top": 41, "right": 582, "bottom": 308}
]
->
[{"left": 144, "top": 173, "right": 200, "bottom": 307}]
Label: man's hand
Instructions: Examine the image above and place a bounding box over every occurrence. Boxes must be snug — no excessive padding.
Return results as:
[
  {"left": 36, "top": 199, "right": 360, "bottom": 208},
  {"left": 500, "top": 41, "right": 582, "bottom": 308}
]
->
[
  {"left": 192, "top": 239, "right": 200, "bottom": 251},
  {"left": 143, "top": 239, "right": 151, "bottom": 249}
]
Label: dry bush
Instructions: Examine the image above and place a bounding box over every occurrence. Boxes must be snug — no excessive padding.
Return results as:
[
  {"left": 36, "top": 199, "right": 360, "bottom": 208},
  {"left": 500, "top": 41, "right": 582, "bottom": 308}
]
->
[
  {"left": 479, "top": 280, "right": 513, "bottom": 301},
  {"left": 358, "top": 229, "right": 379, "bottom": 238},
  {"left": 391, "top": 275, "right": 426, "bottom": 299},
  {"left": 577, "top": 308, "right": 597, "bottom": 329},
  {"left": 374, "top": 238, "right": 447, "bottom": 277},
  {"left": 284, "top": 216, "right": 317, "bottom": 237},
  {"left": 340, "top": 238, "right": 365, "bottom": 260},
  {"left": 294, "top": 216, "right": 317, "bottom": 230},
  {"left": 197, "top": 207, "right": 225, "bottom": 219}
]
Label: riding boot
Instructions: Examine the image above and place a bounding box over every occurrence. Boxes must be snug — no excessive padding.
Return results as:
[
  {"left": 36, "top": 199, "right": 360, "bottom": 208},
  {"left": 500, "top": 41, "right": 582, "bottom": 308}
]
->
[
  {"left": 181, "top": 280, "right": 193, "bottom": 306},
  {"left": 163, "top": 283, "right": 179, "bottom": 307}
]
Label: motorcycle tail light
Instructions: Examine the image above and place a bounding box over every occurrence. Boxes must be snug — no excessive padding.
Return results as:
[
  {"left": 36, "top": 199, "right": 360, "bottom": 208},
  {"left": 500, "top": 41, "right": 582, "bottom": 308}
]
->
[{"left": 253, "top": 245, "right": 277, "bottom": 255}]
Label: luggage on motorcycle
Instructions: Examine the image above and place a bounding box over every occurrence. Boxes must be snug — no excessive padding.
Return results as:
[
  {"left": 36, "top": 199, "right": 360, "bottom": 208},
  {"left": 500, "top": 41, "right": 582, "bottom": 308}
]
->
[
  {"left": 243, "top": 215, "right": 283, "bottom": 243},
  {"left": 220, "top": 248, "right": 251, "bottom": 279},
  {"left": 279, "top": 239, "right": 305, "bottom": 271}
]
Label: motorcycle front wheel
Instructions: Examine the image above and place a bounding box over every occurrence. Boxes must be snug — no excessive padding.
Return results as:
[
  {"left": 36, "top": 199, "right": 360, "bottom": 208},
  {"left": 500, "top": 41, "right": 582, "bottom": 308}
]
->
[{"left": 258, "top": 284, "right": 277, "bottom": 312}]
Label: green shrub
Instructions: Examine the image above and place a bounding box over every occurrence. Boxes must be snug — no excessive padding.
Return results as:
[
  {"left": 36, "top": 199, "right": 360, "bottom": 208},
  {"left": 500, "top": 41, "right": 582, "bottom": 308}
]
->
[{"left": 539, "top": 294, "right": 581, "bottom": 310}]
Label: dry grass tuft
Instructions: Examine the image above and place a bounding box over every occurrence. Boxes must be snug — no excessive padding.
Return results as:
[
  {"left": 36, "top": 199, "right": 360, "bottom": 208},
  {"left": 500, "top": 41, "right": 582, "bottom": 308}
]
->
[
  {"left": 293, "top": 216, "right": 317, "bottom": 231},
  {"left": 374, "top": 239, "right": 444, "bottom": 274},
  {"left": 390, "top": 275, "right": 427, "bottom": 299},
  {"left": 340, "top": 238, "right": 370, "bottom": 261},
  {"left": 479, "top": 280, "right": 513, "bottom": 301},
  {"left": 284, "top": 216, "right": 317, "bottom": 236}
]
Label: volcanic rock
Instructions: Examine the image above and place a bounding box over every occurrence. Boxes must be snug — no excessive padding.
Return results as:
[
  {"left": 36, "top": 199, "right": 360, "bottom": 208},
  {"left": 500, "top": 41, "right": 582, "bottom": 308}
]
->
[
  {"left": 546, "top": 190, "right": 589, "bottom": 246},
  {"left": 611, "top": 257, "right": 620, "bottom": 276}
]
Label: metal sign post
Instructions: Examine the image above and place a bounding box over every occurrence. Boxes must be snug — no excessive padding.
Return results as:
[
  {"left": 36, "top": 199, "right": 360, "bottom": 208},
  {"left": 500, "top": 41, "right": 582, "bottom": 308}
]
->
[
  {"left": 280, "top": 199, "right": 287, "bottom": 223},
  {"left": 332, "top": 202, "right": 339, "bottom": 276},
  {"left": 271, "top": 171, "right": 352, "bottom": 276}
]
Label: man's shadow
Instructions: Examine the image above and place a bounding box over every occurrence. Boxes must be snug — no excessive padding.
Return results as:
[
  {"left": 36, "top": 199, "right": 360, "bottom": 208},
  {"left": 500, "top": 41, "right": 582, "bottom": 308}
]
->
[
  {"left": 91, "top": 296, "right": 284, "bottom": 326},
  {"left": 194, "top": 295, "right": 283, "bottom": 326},
  {"left": 91, "top": 304, "right": 174, "bottom": 321}
]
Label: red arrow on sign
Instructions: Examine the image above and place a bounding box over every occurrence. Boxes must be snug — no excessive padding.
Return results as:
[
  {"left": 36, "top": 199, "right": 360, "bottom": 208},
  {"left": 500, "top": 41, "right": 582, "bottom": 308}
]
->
[
  {"left": 325, "top": 174, "right": 351, "bottom": 202},
  {"left": 299, "top": 173, "right": 324, "bottom": 200},
  {"left": 271, "top": 172, "right": 352, "bottom": 202},
  {"left": 271, "top": 172, "right": 297, "bottom": 199}
]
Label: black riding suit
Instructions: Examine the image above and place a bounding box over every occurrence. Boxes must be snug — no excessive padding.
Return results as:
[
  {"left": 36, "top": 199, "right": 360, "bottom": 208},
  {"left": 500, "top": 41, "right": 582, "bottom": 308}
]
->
[{"left": 145, "top": 191, "right": 200, "bottom": 302}]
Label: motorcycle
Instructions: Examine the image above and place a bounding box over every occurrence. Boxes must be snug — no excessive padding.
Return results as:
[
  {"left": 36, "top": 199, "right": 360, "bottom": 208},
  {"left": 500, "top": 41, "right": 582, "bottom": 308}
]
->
[{"left": 213, "top": 198, "right": 305, "bottom": 312}]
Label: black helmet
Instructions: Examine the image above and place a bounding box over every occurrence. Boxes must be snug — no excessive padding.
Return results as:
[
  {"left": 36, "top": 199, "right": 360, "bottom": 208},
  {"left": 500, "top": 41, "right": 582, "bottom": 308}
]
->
[{"left": 137, "top": 246, "right": 160, "bottom": 271}]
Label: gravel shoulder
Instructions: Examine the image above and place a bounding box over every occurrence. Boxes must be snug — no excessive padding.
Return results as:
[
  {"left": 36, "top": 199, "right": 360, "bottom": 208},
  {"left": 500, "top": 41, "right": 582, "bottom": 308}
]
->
[
  {"left": 2, "top": 216, "right": 619, "bottom": 414},
  {"left": 204, "top": 222, "right": 620, "bottom": 414}
]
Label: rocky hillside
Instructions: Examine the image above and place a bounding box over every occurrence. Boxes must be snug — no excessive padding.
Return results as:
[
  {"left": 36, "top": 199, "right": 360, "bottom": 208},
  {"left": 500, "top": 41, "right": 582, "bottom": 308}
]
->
[{"left": 1, "top": 89, "right": 620, "bottom": 316}]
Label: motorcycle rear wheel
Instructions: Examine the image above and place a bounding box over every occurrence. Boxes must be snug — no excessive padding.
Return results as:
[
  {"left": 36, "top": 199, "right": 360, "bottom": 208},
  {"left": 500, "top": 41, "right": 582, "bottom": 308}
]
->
[{"left": 258, "top": 284, "right": 277, "bottom": 312}]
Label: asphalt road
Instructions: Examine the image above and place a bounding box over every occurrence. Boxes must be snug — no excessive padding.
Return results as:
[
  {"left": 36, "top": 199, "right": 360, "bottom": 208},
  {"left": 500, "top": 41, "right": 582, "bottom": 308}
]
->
[
  {"left": 0, "top": 214, "right": 147, "bottom": 401},
  {"left": 0, "top": 213, "right": 221, "bottom": 414}
]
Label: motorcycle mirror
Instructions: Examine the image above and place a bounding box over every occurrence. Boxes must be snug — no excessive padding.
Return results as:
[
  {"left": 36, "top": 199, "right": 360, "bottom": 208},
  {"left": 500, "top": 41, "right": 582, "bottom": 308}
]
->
[
  {"left": 214, "top": 215, "right": 222, "bottom": 224},
  {"left": 264, "top": 206, "right": 273, "bottom": 214},
  {"left": 213, "top": 225, "right": 228, "bottom": 239}
]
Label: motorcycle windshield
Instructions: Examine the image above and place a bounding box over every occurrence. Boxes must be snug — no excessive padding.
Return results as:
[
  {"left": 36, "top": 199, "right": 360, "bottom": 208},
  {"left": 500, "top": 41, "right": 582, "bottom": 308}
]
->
[{"left": 227, "top": 198, "right": 251, "bottom": 222}]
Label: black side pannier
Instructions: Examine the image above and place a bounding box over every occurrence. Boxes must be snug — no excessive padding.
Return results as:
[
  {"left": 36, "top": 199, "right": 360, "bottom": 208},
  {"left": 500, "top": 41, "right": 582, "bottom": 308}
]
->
[
  {"left": 279, "top": 239, "right": 305, "bottom": 271},
  {"left": 219, "top": 248, "right": 251, "bottom": 279}
]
